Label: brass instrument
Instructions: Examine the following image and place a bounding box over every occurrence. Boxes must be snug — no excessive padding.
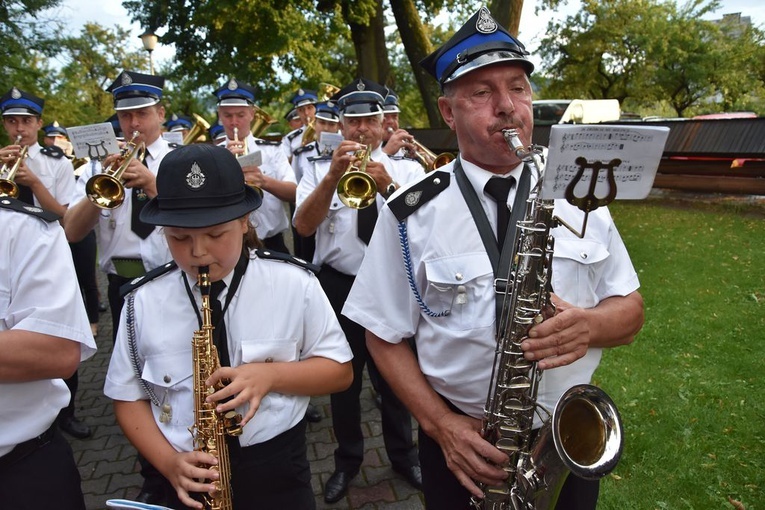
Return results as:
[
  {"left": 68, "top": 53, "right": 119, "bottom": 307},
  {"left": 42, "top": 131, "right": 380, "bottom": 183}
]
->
[
  {"left": 85, "top": 131, "right": 146, "bottom": 209},
  {"left": 472, "top": 129, "right": 623, "bottom": 509},
  {"left": 250, "top": 105, "right": 277, "bottom": 138},
  {"left": 300, "top": 117, "right": 315, "bottom": 146},
  {"left": 406, "top": 137, "right": 454, "bottom": 171},
  {"left": 190, "top": 266, "right": 242, "bottom": 510},
  {"left": 0, "top": 135, "right": 28, "bottom": 197},
  {"left": 318, "top": 82, "right": 340, "bottom": 102},
  {"left": 337, "top": 139, "right": 376, "bottom": 209},
  {"left": 183, "top": 113, "right": 211, "bottom": 145},
  {"left": 301, "top": 84, "right": 339, "bottom": 146},
  {"left": 232, "top": 128, "right": 263, "bottom": 198}
]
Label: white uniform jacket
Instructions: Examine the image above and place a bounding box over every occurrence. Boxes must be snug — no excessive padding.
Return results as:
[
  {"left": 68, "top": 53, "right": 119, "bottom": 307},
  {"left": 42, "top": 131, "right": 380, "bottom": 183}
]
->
[
  {"left": 294, "top": 146, "right": 423, "bottom": 276},
  {"left": 25, "top": 142, "right": 76, "bottom": 205},
  {"left": 0, "top": 206, "right": 96, "bottom": 456},
  {"left": 342, "top": 157, "right": 639, "bottom": 425},
  {"left": 70, "top": 136, "right": 173, "bottom": 274},
  {"left": 105, "top": 251, "right": 352, "bottom": 452}
]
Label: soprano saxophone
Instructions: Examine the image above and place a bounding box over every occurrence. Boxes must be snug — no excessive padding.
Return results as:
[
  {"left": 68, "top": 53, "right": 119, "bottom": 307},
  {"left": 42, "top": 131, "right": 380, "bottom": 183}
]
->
[
  {"left": 472, "top": 130, "right": 624, "bottom": 510},
  {"left": 190, "top": 267, "right": 243, "bottom": 510}
]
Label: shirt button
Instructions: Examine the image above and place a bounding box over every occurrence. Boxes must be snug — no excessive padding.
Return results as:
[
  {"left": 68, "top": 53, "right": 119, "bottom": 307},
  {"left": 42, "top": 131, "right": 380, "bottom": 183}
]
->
[
  {"left": 265, "top": 357, "right": 274, "bottom": 363},
  {"left": 580, "top": 252, "right": 588, "bottom": 260},
  {"left": 455, "top": 273, "right": 464, "bottom": 281},
  {"left": 163, "top": 375, "right": 171, "bottom": 383}
]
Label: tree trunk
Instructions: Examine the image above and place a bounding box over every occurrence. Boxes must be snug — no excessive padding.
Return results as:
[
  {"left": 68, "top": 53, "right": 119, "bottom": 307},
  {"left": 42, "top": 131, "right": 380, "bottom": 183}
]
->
[
  {"left": 342, "top": 0, "right": 390, "bottom": 83},
  {"left": 489, "top": 0, "right": 524, "bottom": 38},
  {"left": 388, "top": 0, "right": 444, "bottom": 127}
]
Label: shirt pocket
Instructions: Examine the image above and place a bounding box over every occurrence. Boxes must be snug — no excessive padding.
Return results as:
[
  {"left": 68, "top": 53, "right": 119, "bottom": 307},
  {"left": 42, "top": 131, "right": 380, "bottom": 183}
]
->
[
  {"left": 423, "top": 253, "right": 494, "bottom": 330},
  {"left": 240, "top": 338, "right": 300, "bottom": 413},
  {"left": 552, "top": 238, "right": 610, "bottom": 308},
  {"left": 141, "top": 350, "right": 194, "bottom": 426}
]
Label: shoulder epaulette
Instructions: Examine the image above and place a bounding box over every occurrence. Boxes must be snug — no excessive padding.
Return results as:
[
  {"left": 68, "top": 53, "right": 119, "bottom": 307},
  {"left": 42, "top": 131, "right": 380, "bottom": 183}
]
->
[
  {"left": 119, "top": 261, "right": 178, "bottom": 297},
  {"left": 293, "top": 143, "right": 316, "bottom": 156},
  {"left": 255, "top": 248, "right": 320, "bottom": 275},
  {"left": 40, "top": 145, "right": 65, "bottom": 159},
  {"left": 390, "top": 154, "right": 419, "bottom": 163},
  {"left": 254, "top": 139, "right": 281, "bottom": 146},
  {"left": 0, "top": 197, "right": 60, "bottom": 222},
  {"left": 287, "top": 128, "right": 304, "bottom": 141},
  {"left": 388, "top": 171, "right": 451, "bottom": 222},
  {"left": 167, "top": 142, "right": 180, "bottom": 149},
  {"left": 308, "top": 153, "right": 333, "bottom": 163}
]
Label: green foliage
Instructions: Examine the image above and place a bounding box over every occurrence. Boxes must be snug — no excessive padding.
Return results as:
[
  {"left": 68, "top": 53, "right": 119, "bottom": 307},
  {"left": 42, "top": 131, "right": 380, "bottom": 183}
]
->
[
  {"left": 596, "top": 199, "right": 764, "bottom": 508},
  {"left": 537, "top": 0, "right": 765, "bottom": 117}
]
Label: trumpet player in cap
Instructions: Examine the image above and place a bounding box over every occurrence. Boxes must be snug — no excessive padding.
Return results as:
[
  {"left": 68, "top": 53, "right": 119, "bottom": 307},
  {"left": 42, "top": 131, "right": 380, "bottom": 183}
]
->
[
  {"left": 281, "top": 88, "right": 318, "bottom": 160},
  {"left": 1, "top": 87, "right": 75, "bottom": 216},
  {"left": 343, "top": 7, "right": 643, "bottom": 509},
  {"left": 380, "top": 87, "right": 415, "bottom": 158},
  {"left": 215, "top": 78, "right": 297, "bottom": 255},
  {"left": 293, "top": 77, "right": 424, "bottom": 503}
]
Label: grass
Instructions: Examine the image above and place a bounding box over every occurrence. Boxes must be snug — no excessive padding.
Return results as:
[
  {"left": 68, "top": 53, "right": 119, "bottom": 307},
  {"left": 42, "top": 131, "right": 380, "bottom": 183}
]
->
[{"left": 593, "top": 198, "right": 764, "bottom": 509}]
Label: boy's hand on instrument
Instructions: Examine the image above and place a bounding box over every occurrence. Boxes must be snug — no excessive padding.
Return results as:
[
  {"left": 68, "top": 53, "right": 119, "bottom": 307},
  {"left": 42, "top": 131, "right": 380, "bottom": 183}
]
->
[
  {"left": 166, "top": 450, "right": 219, "bottom": 509},
  {"left": 206, "top": 363, "right": 276, "bottom": 425}
]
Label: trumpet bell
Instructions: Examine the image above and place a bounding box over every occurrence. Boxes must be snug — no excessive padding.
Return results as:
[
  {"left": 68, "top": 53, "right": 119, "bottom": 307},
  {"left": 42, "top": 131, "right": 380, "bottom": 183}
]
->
[
  {"left": 86, "top": 174, "right": 126, "bottom": 209},
  {"left": 432, "top": 152, "right": 455, "bottom": 170},
  {"left": 0, "top": 180, "right": 19, "bottom": 198},
  {"left": 183, "top": 113, "right": 211, "bottom": 145},
  {"left": 337, "top": 171, "right": 377, "bottom": 209}
]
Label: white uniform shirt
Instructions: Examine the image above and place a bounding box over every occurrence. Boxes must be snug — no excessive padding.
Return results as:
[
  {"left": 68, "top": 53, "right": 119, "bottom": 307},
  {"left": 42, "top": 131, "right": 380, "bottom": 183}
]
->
[
  {"left": 0, "top": 207, "right": 97, "bottom": 456},
  {"left": 294, "top": 146, "right": 423, "bottom": 276},
  {"left": 281, "top": 126, "right": 305, "bottom": 160},
  {"left": 71, "top": 137, "right": 173, "bottom": 274},
  {"left": 223, "top": 134, "right": 296, "bottom": 240},
  {"left": 342, "top": 157, "right": 639, "bottom": 426},
  {"left": 291, "top": 141, "right": 319, "bottom": 184},
  {"left": 25, "top": 142, "right": 76, "bottom": 205},
  {"left": 105, "top": 252, "right": 351, "bottom": 452}
]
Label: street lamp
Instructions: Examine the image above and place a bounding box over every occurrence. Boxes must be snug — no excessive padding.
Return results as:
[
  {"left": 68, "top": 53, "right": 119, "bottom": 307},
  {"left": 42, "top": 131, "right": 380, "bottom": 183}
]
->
[{"left": 138, "top": 29, "right": 159, "bottom": 75}]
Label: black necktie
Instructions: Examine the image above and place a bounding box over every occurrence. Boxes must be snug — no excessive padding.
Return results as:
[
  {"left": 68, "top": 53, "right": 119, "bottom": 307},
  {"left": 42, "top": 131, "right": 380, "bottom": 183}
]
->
[
  {"left": 484, "top": 177, "right": 516, "bottom": 250},
  {"left": 131, "top": 152, "right": 154, "bottom": 239},
  {"left": 357, "top": 203, "right": 378, "bottom": 245},
  {"left": 209, "top": 280, "right": 230, "bottom": 368}
]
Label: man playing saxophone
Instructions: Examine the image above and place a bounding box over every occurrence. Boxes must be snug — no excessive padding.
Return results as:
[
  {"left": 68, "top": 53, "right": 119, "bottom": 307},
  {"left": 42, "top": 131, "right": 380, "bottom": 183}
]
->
[
  {"left": 342, "top": 7, "right": 644, "bottom": 510},
  {"left": 104, "top": 144, "right": 352, "bottom": 509}
]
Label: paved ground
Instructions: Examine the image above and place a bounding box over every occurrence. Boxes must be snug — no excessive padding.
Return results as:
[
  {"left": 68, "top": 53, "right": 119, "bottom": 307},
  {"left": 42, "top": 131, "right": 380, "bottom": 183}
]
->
[{"left": 69, "top": 272, "right": 425, "bottom": 510}]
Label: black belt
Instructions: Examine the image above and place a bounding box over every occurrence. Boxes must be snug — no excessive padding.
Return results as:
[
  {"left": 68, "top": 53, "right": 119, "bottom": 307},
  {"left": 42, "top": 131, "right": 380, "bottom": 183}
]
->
[{"left": 0, "top": 425, "right": 55, "bottom": 470}]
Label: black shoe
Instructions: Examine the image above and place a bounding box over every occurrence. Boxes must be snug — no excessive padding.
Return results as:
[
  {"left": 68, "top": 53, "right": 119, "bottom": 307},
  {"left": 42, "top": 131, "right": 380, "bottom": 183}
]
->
[
  {"left": 393, "top": 464, "right": 423, "bottom": 490},
  {"left": 324, "top": 470, "right": 355, "bottom": 503},
  {"left": 305, "top": 403, "right": 322, "bottom": 423},
  {"left": 135, "top": 488, "right": 164, "bottom": 504},
  {"left": 59, "top": 415, "right": 92, "bottom": 439},
  {"left": 98, "top": 302, "right": 108, "bottom": 312}
]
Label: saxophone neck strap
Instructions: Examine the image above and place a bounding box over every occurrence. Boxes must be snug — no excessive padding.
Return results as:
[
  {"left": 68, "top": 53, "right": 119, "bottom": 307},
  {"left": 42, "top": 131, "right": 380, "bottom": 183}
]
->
[
  {"left": 182, "top": 249, "right": 249, "bottom": 329},
  {"left": 453, "top": 159, "right": 531, "bottom": 323}
]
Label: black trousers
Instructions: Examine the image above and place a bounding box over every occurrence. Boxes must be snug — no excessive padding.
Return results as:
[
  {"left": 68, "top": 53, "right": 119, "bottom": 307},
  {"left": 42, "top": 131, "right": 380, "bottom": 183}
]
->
[
  {"left": 262, "top": 232, "right": 290, "bottom": 255},
  {"left": 319, "top": 264, "right": 418, "bottom": 474},
  {"left": 0, "top": 427, "right": 85, "bottom": 510},
  {"left": 145, "top": 420, "right": 315, "bottom": 510},
  {"left": 418, "top": 411, "right": 599, "bottom": 509}
]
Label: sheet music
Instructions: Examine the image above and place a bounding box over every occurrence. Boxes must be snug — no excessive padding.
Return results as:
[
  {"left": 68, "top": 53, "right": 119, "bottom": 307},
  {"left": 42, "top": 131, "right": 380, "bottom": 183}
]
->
[
  {"left": 540, "top": 124, "right": 669, "bottom": 200},
  {"left": 67, "top": 122, "right": 120, "bottom": 160},
  {"left": 319, "top": 132, "right": 343, "bottom": 154},
  {"left": 237, "top": 150, "right": 262, "bottom": 168}
]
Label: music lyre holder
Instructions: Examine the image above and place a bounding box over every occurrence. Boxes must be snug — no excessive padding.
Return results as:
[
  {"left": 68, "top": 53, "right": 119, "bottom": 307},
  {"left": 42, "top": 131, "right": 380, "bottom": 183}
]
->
[{"left": 555, "top": 156, "right": 621, "bottom": 239}]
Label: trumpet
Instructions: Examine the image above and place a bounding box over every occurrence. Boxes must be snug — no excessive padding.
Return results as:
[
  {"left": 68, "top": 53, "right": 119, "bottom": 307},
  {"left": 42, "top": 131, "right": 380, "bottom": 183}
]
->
[
  {"left": 182, "top": 113, "right": 211, "bottom": 145},
  {"left": 232, "top": 127, "right": 263, "bottom": 198},
  {"left": 0, "top": 135, "right": 28, "bottom": 198},
  {"left": 406, "top": 137, "right": 454, "bottom": 171},
  {"left": 337, "top": 139, "right": 376, "bottom": 209},
  {"left": 301, "top": 117, "right": 315, "bottom": 146},
  {"left": 85, "top": 131, "right": 145, "bottom": 209}
]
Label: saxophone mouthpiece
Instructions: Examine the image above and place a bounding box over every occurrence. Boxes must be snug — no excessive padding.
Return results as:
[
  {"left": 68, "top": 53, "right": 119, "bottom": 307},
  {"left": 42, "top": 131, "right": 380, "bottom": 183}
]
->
[{"left": 198, "top": 266, "right": 211, "bottom": 294}]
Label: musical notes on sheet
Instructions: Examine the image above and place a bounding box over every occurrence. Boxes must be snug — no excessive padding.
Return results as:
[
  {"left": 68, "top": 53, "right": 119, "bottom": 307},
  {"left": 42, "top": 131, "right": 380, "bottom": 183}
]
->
[
  {"left": 67, "top": 122, "right": 121, "bottom": 161},
  {"left": 541, "top": 125, "right": 670, "bottom": 200}
]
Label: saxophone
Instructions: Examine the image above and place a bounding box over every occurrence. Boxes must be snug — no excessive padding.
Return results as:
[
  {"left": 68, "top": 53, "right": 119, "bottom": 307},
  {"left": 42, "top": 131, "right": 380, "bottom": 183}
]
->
[
  {"left": 472, "top": 130, "right": 624, "bottom": 510},
  {"left": 190, "top": 267, "right": 243, "bottom": 510}
]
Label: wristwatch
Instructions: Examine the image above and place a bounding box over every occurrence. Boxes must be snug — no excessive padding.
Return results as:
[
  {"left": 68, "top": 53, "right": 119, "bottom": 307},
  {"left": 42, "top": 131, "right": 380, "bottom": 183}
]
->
[{"left": 383, "top": 181, "right": 397, "bottom": 199}]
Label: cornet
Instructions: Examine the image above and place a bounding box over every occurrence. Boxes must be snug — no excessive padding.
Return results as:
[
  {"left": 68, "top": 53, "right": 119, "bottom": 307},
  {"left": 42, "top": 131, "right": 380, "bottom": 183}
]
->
[
  {"left": 0, "top": 135, "right": 28, "bottom": 198},
  {"left": 232, "top": 127, "right": 264, "bottom": 198},
  {"left": 337, "top": 139, "right": 376, "bottom": 209},
  {"left": 406, "top": 137, "right": 454, "bottom": 171},
  {"left": 85, "top": 131, "right": 145, "bottom": 209}
]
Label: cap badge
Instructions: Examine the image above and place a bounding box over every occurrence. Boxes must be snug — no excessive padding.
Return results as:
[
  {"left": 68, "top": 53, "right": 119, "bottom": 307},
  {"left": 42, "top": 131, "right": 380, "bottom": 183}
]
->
[
  {"left": 405, "top": 190, "right": 423, "bottom": 207},
  {"left": 121, "top": 72, "right": 132, "bottom": 86},
  {"left": 186, "top": 162, "right": 206, "bottom": 189},
  {"left": 298, "top": 88, "right": 305, "bottom": 96},
  {"left": 357, "top": 80, "right": 366, "bottom": 91},
  {"left": 326, "top": 100, "right": 334, "bottom": 108},
  {"left": 11, "top": 88, "right": 21, "bottom": 99},
  {"left": 53, "top": 120, "right": 60, "bottom": 127},
  {"left": 171, "top": 114, "right": 179, "bottom": 121},
  {"left": 228, "top": 79, "right": 238, "bottom": 90},
  {"left": 476, "top": 7, "right": 498, "bottom": 34}
]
